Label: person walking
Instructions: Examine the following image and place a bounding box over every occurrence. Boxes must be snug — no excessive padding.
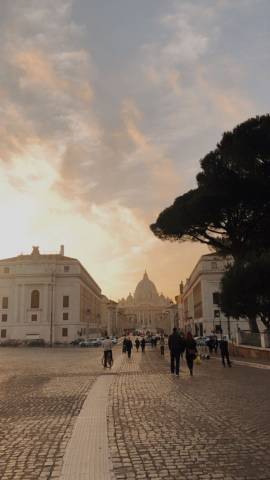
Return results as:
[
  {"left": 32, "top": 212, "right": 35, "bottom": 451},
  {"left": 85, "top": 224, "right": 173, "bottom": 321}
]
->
[
  {"left": 122, "top": 336, "right": 127, "bottom": 353},
  {"left": 219, "top": 335, "right": 232, "bottom": 367},
  {"left": 102, "top": 336, "right": 113, "bottom": 368},
  {"left": 140, "top": 337, "right": 146, "bottom": 353},
  {"left": 126, "top": 337, "right": 133, "bottom": 358},
  {"left": 160, "top": 334, "right": 165, "bottom": 356},
  {"left": 168, "top": 327, "right": 186, "bottom": 376},
  {"left": 135, "top": 337, "right": 140, "bottom": 352},
  {"left": 185, "top": 332, "right": 197, "bottom": 376}
]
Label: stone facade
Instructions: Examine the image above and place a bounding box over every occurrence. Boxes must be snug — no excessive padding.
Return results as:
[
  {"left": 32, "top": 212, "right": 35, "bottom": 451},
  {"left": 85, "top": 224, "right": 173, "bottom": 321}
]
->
[
  {"left": 178, "top": 254, "right": 243, "bottom": 337},
  {"left": 0, "top": 246, "right": 102, "bottom": 344}
]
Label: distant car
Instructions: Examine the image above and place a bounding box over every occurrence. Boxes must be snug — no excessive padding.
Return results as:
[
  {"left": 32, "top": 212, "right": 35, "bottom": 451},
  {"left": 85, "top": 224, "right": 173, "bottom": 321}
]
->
[
  {"left": 110, "top": 336, "right": 118, "bottom": 344},
  {"left": 80, "top": 338, "right": 102, "bottom": 347},
  {"left": 71, "top": 338, "right": 85, "bottom": 345},
  {"left": 194, "top": 336, "right": 210, "bottom": 346}
]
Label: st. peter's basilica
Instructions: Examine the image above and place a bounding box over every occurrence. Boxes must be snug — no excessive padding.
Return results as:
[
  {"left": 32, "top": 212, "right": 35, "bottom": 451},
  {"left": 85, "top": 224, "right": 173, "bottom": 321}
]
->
[{"left": 117, "top": 271, "right": 176, "bottom": 333}]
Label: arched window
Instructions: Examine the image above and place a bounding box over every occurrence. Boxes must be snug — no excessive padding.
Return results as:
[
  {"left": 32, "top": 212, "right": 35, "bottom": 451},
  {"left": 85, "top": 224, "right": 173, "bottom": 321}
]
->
[{"left": 31, "top": 290, "right": 40, "bottom": 309}]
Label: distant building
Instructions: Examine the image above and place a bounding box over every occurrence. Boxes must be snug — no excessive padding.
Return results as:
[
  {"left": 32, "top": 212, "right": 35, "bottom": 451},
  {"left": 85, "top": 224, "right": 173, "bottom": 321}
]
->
[
  {"left": 0, "top": 246, "right": 102, "bottom": 344},
  {"left": 117, "top": 271, "right": 177, "bottom": 334},
  {"left": 178, "top": 254, "right": 235, "bottom": 337}
]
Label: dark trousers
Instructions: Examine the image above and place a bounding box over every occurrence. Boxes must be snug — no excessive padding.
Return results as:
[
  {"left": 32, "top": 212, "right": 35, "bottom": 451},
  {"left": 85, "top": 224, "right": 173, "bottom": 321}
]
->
[
  {"left": 170, "top": 352, "right": 180, "bottom": 374},
  {"left": 221, "top": 351, "right": 231, "bottom": 366},
  {"left": 127, "top": 349, "right": 132, "bottom": 358},
  {"left": 104, "top": 350, "right": 112, "bottom": 367},
  {"left": 160, "top": 346, "right": 164, "bottom": 356},
  {"left": 186, "top": 355, "right": 194, "bottom": 373}
]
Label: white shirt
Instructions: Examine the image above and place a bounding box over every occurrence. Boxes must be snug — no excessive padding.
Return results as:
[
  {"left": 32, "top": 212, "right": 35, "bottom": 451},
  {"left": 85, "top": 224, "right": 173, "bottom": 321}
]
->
[{"left": 102, "top": 339, "right": 113, "bottom": 351}]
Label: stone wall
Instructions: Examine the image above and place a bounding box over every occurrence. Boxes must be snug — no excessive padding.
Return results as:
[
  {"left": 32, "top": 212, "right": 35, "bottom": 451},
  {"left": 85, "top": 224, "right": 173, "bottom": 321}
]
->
[{"left": 230, "top": 343, "right": 270, "bottom": 361}]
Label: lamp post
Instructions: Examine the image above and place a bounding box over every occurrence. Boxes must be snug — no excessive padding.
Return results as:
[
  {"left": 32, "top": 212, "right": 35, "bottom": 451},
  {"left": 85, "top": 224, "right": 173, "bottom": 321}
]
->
[
  {"left": 49, "top": 270, "right": 55, "bottom": 348},
  {"left": 86, "top": 309, "right": 91, "bottom": 337}
]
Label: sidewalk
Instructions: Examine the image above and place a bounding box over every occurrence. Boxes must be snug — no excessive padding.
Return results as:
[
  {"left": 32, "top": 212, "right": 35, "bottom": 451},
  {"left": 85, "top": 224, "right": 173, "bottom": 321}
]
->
[{"left": 59, "top": 346, "right": 270, "bottom": 480}]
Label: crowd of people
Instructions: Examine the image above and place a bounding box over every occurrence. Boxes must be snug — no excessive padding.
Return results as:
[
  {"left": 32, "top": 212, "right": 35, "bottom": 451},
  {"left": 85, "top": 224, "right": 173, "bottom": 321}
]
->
[{"left": 120, "top": 328, "right": 232, "bottom": 374}]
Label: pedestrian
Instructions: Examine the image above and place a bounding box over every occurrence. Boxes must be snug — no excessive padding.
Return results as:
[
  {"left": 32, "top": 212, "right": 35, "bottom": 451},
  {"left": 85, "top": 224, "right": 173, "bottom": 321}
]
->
[
  {"left": 160, "top": 334, "right": 165, "bottom": 356},
  {"left": 122, "top": 336, "right": 127, "bottom": 353},
  {"left": 126, "top": 337, "right": 133, "bottom": 358},
  {"left": 154, "top": 337, "right": 157, "bottom": 347},
  {"left": 168, "top": 327, "right": 186, "bottom": 376},
  {"left": 207, "top": 336, "right": 214, "bottom": 354},
  {"left": 219, "top": 335, "right": 232, "bottom": 367},
  {"left": 102, "top": 336, "right": 113, "bottom": 368},
  {"left": 179, "top": 331, "right": 185, "bottom": 358},
  {"left": 185, "top": 332, "right": 197, "bottom": 376},
  {"left": 140, "top": 337, "right": 146, "bottom": 353},
  {"left": 151, "top": 337, "right": 155, "bottom": 348},
  {"left": 135, "top": 337, "right": 140, "bottom": 352}
]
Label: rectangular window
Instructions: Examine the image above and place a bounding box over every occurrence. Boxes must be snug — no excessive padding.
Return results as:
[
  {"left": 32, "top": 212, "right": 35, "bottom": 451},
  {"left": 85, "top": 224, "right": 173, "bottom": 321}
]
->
[
  {"left": 213, "top": 292, "right": 221, "bottom": 305},
  {"left": 4, "top": 267, "right": 10, "bottom": 274},
  {"left": 214, "top": 309, "right": 220, "bottom": 318},
  {"left": 62, "top": 328, "right": 68, "bottom": 337},
  {"left": 211, "top": 261, "right": 218, "bottom": 270},
  {"left": 64, "top": 266, "right": 70, "bottom": 272},
  {"left": 63, "top": 312, "right": 69, "bottom": 321},
  {"left": 2, "top": 314, "right": 7, "bottom": 322},
  {"left": 63, "top": 296, "right": 69, "bottom": 308},
  {"left": 1, "top": 329, "right": 7, "bottom": 338},
  {"left": 2, "top": 297, "right": 8, "bottom": 309},
  {"left": 31, "top": 314, "right": 37, "bottom": 321}
]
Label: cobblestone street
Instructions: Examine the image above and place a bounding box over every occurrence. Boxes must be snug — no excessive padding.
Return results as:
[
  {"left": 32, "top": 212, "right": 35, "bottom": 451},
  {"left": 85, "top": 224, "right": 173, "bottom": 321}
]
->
[
  {"left": 0, "top": 347, "right": 107, "bottom": 479},
  {"left": 0, "top": 345, "right": 269, "bottom": 479}
]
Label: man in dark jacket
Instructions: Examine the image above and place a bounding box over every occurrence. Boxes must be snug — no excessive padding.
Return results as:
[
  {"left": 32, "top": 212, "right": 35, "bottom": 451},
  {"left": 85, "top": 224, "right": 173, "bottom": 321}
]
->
[
  {"left": 168, "top": 327, "right": 186, "bottom": 375},
  {"left": 219, "top": 336, "right": 232, "bottom": 367}
]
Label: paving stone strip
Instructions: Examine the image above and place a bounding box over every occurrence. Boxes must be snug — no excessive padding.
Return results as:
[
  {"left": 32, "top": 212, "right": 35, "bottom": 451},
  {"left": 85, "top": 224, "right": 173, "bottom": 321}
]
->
[{"left": 59, "top": 354, "right": 123, "bottom": 480}]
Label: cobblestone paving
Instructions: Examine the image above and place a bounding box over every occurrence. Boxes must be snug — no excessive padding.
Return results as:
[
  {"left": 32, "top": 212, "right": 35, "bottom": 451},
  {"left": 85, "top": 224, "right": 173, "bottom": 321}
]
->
[
  {"left": 108, "top": 348, "right": 270, "bottom": 480},
  {"left": 0, "top": 346, "right": 109, "bottom": 479}
]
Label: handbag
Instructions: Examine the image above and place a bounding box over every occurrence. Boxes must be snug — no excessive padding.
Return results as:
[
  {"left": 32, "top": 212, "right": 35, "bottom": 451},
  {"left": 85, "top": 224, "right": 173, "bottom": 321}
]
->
[{"left": 195, "top": 355, "right": 201, "bottom": 365}]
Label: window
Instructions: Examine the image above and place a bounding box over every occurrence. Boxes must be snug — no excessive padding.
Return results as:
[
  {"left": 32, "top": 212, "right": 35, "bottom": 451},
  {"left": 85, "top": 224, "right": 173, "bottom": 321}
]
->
[
  {"left": 63, "top": 296, "right": 69, "bottom": 308},
  {"left": 62, "top": 328, "right": 68, "bottom": 337},
  {"left": 31, "top": 290, "right": 40, "bottom": 309},
  {"left": 2, "top": 297, "right": 8, "bottom": 309},
  {"left": 2, "top": 314, "right": 7, "bottom": 322},
  {"left": 63, "top": 312, "right": 69, "bottom": 321},
  {"left": 214, "top": 309, "right": 220, "bottom": 318},
  {"left": 211, "top": 261, "right": 218, "bottom": 270},
  {"left": 213, "top": 292, "right": 221, "bottom": 305},
  {"left": 31, "top": 314, "right": 37, "bottom": 321},
  {"left": 4, "top": 267, "right": 10, "bottom": 274},
  {"left": 64, "top": 266, "right": 70, "bottom": 272},
  {"left": 1, "top": 329, "right": 6, "bottom": 338}
]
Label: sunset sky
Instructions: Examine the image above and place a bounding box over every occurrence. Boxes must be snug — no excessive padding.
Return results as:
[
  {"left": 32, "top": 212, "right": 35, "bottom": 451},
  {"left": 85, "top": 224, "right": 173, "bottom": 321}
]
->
[{"left": 0, "top": 0, "right": 269, "bottom": 300}]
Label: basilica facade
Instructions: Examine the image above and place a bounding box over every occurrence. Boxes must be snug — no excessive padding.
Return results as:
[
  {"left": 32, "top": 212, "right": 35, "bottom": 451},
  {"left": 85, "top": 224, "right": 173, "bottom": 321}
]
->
[{"left": 117, "top": 271, "right": 176, "bottom": 334}]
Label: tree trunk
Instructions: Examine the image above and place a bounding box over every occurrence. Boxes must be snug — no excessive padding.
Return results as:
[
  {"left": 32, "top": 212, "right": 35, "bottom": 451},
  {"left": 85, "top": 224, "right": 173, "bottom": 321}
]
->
[{"left": 248, "top": 316, "right": 259, "bottom": 333}]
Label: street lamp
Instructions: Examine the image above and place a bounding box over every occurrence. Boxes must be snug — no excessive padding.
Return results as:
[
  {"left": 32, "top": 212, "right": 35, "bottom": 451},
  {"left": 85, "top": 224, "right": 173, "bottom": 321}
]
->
[{"left": 86, "top": 309, "right": 91, "bottom": 337}]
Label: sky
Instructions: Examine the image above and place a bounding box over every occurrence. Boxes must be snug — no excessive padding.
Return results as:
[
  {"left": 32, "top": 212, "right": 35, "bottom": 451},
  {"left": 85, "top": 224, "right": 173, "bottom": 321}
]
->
[{"left": 0, "top": 0, "right": 269, "bottom": 300}]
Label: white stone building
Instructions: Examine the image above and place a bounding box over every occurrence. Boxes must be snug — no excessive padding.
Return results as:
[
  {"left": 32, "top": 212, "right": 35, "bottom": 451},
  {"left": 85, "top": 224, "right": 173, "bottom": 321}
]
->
[
  {"left": 178, "top": 254, "right": 236, "bottom": 337},
  {"left": 117, "top": 271, "right": 177, "bottom": 334},
  {"left": 0, "top": 246, "right": 102, "bottom": 344}
]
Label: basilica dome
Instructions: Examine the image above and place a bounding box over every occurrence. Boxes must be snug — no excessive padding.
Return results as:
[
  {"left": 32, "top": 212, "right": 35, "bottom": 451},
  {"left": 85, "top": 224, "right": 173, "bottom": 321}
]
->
[{"left": 134, "top": 271, "right": 160, "bottom": 304}]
